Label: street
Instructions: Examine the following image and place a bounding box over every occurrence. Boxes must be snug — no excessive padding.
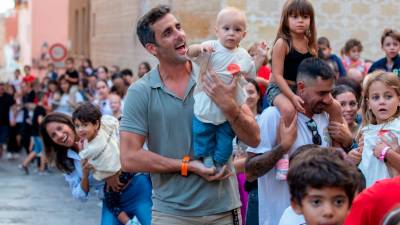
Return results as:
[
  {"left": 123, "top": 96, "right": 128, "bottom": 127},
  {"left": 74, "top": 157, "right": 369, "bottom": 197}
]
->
[{"left": 0, "top": 156, "right": 101, "bottom": 225}]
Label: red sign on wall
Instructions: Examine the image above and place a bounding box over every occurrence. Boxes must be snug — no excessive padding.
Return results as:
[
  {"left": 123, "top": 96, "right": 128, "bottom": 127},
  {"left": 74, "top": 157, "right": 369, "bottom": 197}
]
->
[{"left": 49, "top": 43, "right": 67, "bottom": 62}]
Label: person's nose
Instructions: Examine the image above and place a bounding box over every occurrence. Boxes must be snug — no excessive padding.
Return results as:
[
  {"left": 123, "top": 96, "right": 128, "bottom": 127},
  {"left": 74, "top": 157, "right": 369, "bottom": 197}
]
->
[
  {"left": 344, "top": 103, "right": 352, "bottom": 111},
  {"left": 322, "top": 203, "right": 334, "bottom": 218},
  {"left": 55, "top": 130, "right": 64, "bottom": 143},
  {"left": 323, "top": 93, "right": 333, "bottom": 105},
  {"left": 174, "top": 28, "right": 186, "bottom": 42}
]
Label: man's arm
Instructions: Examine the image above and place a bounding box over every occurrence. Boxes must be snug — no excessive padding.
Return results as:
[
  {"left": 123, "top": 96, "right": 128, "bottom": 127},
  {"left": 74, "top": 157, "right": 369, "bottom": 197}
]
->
[
  {"left": 120, "top": 131, "right": 219, "bottom": 180},
  {"left": 245, "top": 145, "right": 289, "bottom": 182},
  {"left": 120, "top": 131, "right": 181, "bottom": 173},
  {"left": 202, "top": 71, "right": 260, "bottom": 147}
]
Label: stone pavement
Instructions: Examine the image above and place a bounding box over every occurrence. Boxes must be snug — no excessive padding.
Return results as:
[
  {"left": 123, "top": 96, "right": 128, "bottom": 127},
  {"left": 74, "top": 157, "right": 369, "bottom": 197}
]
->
[{"left": 0, "top": 156, "right": 101, "bottom": 225}]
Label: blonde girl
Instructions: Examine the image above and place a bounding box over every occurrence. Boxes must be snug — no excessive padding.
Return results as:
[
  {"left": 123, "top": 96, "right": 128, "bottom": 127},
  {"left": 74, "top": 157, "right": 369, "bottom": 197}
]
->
[{"left": 359, "top": 71, "right": 400, "bottom": 187}]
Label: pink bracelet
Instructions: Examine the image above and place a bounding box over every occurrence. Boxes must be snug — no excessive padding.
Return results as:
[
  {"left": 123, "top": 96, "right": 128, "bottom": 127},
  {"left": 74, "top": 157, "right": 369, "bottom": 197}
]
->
[{"left": 379, "top": 147, "right": 390, "bottom": 161}]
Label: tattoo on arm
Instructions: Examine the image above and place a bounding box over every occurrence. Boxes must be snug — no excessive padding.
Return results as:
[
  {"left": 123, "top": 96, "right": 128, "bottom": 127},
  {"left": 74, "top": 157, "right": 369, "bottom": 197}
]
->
[{"left": 245, "top": 145, "right": 287, "bottom": 182}]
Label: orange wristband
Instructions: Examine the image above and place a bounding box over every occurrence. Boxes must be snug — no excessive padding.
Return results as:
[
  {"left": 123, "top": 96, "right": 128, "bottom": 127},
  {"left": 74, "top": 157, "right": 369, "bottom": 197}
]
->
[{"left": 181, "top": 155, "right": 190, "bottom": 176}]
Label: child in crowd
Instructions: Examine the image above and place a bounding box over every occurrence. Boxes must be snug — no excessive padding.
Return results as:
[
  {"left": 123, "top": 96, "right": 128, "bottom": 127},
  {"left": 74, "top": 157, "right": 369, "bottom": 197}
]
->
[
  {"left": 109, "top": 93, "right": 123, "bottom": 120},
  {"left": 248, "top": 42, "right": 271, "bottom": 97},
  {"left": 368, "top": 29, "right": 400, "bottom": 75},
  {"left": 186, "top": 7, "right": 256, "bottom": 169},
  {"left": 342, "top": 38, "right": 369, "bottom": 76},
  {"left": 72, "top": 103, "right": 147, "bottom": 225},
  {"left": 266, "top": 0, "right": 344, "bottom": 180},
  {"left": 287, "top": 147, "right": 359, "bottom": 225},
  {"left": 317, "top": 36, "right": 346, "bottom": 77},
  {"left": 359, "top": 71, "right": 400, "bottom": 187},
  {"left": 267, "top": 0, "right": 316, "bottom": 123},
  {"left": 19, "top": 98, "right": 47, "bottom": 174}
]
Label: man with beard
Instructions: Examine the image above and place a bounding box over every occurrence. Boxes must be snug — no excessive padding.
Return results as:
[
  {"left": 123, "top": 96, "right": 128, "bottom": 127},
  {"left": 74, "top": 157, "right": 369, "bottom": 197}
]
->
[{"left": 245, "top": 57, "right": 342, "bottom": 225}]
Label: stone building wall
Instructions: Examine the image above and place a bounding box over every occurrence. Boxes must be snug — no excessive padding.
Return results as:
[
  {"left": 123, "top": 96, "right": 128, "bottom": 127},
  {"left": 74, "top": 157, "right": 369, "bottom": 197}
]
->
[{"left": 90, "top": 0, "right": 400, "bottom": 71}]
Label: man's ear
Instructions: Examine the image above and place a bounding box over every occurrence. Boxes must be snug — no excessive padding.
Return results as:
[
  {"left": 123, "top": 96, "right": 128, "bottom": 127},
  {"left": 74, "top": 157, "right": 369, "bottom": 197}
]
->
[
  {"left": 297, "top": 81, "right": 305, "bottom": 95},
  {"left": 145, "top": 43, "right": 157, "bottom": 56},
  {"left": 291, "top": 199, "right": 303, "bottom": 215}
]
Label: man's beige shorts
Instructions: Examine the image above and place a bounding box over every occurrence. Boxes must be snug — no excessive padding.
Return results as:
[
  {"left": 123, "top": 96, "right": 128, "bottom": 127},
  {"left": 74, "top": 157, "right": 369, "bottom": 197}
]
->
[{"left": 152, "top": 209, "right": 242, "bottom": 225}]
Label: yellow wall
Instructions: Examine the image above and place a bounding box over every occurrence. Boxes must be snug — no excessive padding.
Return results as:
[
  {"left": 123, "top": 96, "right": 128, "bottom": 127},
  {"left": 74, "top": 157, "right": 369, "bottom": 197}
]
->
[{"left": 90, "top": 0, "right": 400, "bottom": 71}]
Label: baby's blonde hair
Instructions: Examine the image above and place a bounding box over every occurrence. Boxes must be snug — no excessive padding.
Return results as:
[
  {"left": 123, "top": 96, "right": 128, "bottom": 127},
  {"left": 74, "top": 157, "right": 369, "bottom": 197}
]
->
[
  {"left": 216, "top": 7, "right": 247, "bottom": 28},
  {"left": 361, "top": 70, "right": 400, "bottom": 126}
]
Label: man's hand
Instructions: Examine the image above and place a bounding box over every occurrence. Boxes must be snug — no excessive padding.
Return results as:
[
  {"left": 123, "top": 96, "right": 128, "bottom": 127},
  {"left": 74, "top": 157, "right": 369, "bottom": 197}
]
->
[
  {"left": 189, "top": 160, "right": 232, "bottom": 181},
  {"left": 202, "top": 68, "right": 238, "bottom": 112},
  {"left": 328, "top": 121, "right": 353, "bottom": 148},
  {"left": 277, "top": 114, "right": 298, "bottom": 150}
]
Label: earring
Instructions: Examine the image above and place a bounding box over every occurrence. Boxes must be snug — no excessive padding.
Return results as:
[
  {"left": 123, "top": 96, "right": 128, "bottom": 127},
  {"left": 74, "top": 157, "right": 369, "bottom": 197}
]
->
[{"left": 306, "top": 29, "right": 311, "bottom": 37}]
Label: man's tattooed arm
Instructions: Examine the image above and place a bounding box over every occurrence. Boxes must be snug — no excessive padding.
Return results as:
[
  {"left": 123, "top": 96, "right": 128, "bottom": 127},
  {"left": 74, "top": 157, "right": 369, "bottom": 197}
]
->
[{"left": 245, "top": 144, "right": 289, "bottom": 182}]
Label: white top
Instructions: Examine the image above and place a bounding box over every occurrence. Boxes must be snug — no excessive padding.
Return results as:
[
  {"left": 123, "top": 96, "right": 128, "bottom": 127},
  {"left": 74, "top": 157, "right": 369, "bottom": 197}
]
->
[
  {"left": 79, "top": 115, "right": 121, "bottom": 181},
  {"left": 278, "top": 206, "right": 305, "bottom": 225},
  {"left": 247, "top": 107, "right": 331, "bottom": 225},
  {"left": 358, "top": 117, "right": 400, "bottom": 187},
  {"left": 191, "top": 40, "right": 256, "bottom": 124},
  {"left": 93, "top": 98, "right": 113, "bottom": 116},
  {"left": 54, "top": 92, "right": 83, "bottom": 116}
]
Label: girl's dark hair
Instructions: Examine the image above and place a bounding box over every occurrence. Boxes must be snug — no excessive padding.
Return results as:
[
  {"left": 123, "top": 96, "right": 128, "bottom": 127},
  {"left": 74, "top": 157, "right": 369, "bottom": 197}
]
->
[
  {"left": 57, "top": 74, "right": 70, "bottom": 94},
  {"left": 344, "top": 38, "right": 363, "bottom": 54},
  {"left": 84, "top": 58, "right": 93, "bottom": 68},
  {"left": 336, "top": 77, "right": 362, "bottom": 100},
  {"left": 275, "top": 0, "right": 317, "bottom": 56},
  {"left": 382, "top": 206, "right": 400, "bottom": 225},
  {"left": 246, "top": 78, "right": 263, "bottom": 114},
  {"left": 39, "top": 113, "right": 76, "bottom": 174},
  {"left": 72, "top": 102, "right": 102, "bottom": 125},
  {"left": 332, "top": 84, "right": 360, "bottom": 106}
]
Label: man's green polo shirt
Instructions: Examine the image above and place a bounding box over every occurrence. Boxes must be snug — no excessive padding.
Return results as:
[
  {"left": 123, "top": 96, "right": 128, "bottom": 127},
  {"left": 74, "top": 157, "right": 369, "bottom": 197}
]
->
[{"left": 120, "top": 64, "right": 240, "bottom": 216}]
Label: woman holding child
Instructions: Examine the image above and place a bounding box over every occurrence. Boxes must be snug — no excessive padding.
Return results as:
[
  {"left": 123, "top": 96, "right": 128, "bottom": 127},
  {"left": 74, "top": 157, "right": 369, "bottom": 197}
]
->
[{"left": 40, "top": 112, "right": 152, "bottom": 225}]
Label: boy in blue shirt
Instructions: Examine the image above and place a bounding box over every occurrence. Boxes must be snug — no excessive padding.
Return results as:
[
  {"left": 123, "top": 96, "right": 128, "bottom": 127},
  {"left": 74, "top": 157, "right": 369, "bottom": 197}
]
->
[{"left": 318, "top": 37, "right": 346, "bottom": 77}]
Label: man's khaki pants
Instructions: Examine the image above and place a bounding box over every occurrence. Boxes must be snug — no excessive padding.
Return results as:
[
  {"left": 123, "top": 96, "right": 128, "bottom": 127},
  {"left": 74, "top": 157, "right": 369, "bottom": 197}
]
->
[{"left": 152, "top": 209, "right": 242, "bottom": 225}]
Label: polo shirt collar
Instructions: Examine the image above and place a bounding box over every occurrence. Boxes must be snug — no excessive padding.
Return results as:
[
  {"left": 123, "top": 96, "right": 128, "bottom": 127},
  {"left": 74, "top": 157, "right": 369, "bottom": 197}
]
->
[
  {"left": 149, "top": 67, "right": 163, "bottom": 88},
  {"left": 149, "top": 63, "right": 197, "bottom": 91}
]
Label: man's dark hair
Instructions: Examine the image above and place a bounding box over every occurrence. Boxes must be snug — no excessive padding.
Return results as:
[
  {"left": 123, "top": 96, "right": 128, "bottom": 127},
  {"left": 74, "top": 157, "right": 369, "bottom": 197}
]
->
[
  {"left": 297, "top": 57, "right": 335, "bottom": 83},
  {"left": 288, "top": 147, "right": 359, "bottom": 207},
  {"left": 72, "top": 102, "right": 102, "bottom": 126},
  {"left": 121, "top": 68, "right": 133, "bottom": 77},
  {"left": 136, "top": 5, "right": 171, "bottom": 47},
  {"left": 111, "top": 73, "right": 123, "bottom": 81}
]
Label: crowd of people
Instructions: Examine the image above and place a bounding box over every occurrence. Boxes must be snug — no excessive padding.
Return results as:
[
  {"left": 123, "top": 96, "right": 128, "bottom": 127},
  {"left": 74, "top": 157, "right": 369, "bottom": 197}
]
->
[{"left": 1, "top": 0, "right": 400, "bottom": 225}]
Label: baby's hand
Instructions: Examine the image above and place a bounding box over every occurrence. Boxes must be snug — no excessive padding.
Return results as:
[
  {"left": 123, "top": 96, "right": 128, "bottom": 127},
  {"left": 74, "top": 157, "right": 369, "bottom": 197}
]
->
[{"left": 201, "top": 44, "right": 214, "bottom": 54}]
